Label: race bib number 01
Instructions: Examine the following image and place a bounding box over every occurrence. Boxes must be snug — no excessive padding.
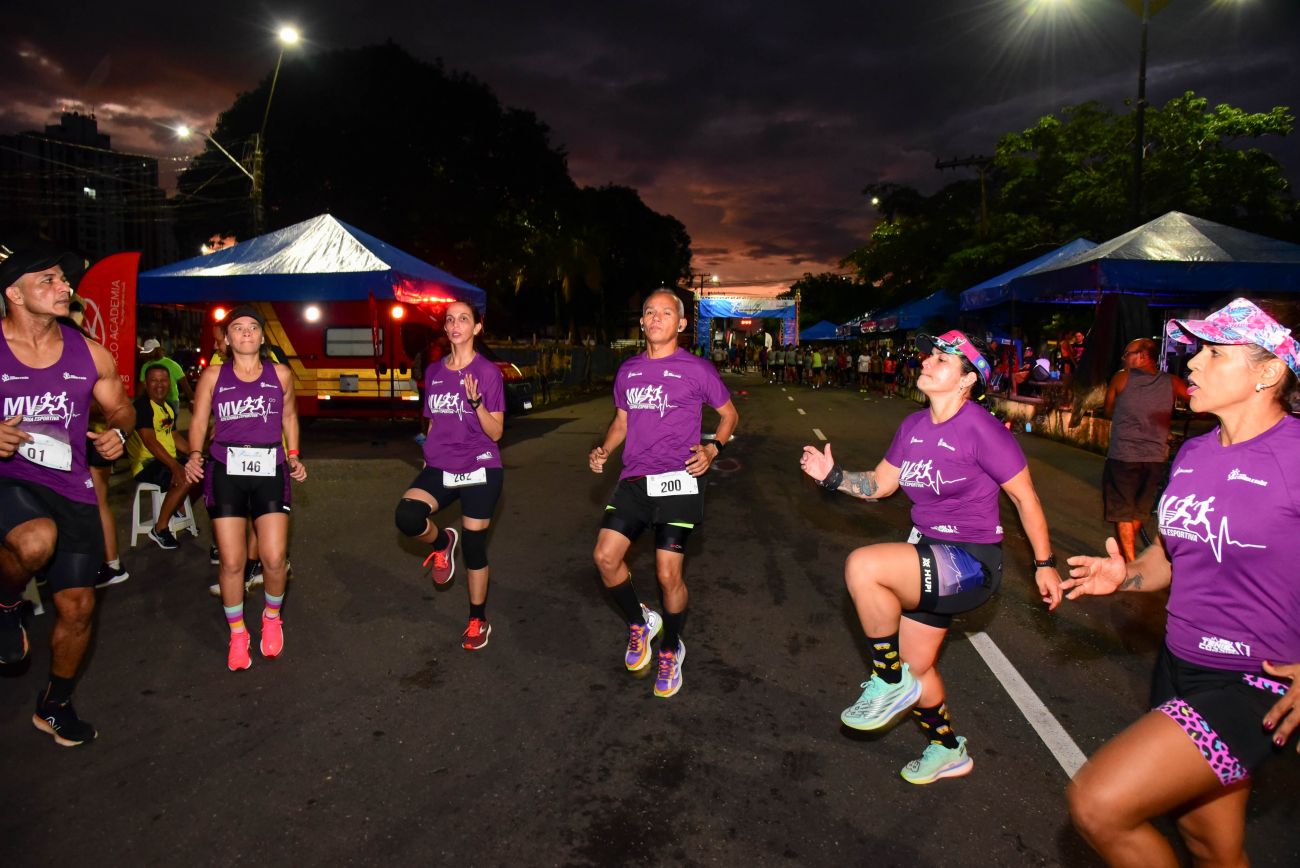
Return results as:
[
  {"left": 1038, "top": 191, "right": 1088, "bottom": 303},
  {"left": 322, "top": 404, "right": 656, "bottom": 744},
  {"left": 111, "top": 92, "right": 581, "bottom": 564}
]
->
[
  {"left": 444, "top": 468, "right": 487, "bottom": 488},
  {"left": 228, "top": 446, "right": 275, "bottom": 477},
  {"left": 647, "top": 469, "right": 699, "bottom": 497},
  {"left": 19, "top": 432, "right": 73, "bottom": 472}
]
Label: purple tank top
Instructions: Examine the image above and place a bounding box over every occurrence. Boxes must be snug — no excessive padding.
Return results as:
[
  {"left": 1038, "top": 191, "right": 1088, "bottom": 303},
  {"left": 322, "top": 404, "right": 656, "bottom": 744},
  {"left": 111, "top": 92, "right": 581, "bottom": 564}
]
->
[
  {"left": 0, "top": 323, "right": 99, "bottom": 504},
  {"left": 210, "top": 361, "right": 285, "bottom": 465}
]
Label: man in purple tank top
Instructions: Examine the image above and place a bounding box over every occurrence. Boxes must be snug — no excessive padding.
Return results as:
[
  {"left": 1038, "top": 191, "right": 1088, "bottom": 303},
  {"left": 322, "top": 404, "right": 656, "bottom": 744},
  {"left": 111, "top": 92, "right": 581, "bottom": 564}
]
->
[{"left": 0, "top": 241, "right": 134, "bottom": 747}]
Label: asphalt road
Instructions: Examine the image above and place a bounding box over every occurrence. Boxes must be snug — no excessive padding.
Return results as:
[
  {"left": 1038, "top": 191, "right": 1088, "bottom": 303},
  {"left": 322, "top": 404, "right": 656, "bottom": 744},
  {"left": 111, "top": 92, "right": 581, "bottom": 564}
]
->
[{"left": 4, "top": 374, "right": 1297, "bottom": 866}]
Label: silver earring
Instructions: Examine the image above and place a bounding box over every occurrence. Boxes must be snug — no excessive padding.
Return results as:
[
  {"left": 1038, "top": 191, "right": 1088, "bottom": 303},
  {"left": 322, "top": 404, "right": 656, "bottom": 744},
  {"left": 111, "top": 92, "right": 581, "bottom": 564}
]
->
[{"left": 1256, "top": 383, "right": 1266, "bottom": 392}]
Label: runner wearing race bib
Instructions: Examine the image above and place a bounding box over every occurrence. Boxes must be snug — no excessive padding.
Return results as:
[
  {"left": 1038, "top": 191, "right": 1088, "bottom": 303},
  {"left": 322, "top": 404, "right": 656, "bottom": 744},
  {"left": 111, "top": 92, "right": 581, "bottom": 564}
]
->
[
  {"left": 1, "top": 242, "right": 134, "bottom": 747},
  {"left": 589, "top": 289, "right": 739, "bottom": 698},
  {"left": 185, "top": 305, "right": 306, "bottom": 672},
  {"left": 800, "top": 329, "right": 1062, "bottom": 784},
  {"left": 394, "top": 301, "right": 504, "bottom": 652}
]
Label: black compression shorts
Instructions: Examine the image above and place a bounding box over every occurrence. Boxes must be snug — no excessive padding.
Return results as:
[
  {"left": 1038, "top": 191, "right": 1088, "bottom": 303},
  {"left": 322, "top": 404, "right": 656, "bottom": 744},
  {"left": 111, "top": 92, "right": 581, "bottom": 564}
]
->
[
  {"left": 0, "top": 478, "right": 102, "bottom": 591},
  {"left": 408, "top": 466, "right": 503, "bottom": 521}
]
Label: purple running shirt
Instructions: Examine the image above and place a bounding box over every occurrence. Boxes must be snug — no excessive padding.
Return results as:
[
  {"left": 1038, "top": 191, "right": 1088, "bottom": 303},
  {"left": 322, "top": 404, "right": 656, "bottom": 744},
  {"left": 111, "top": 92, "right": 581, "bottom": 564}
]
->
[
  {"left": 421, "top": 353, "right": 504, "bottom": 474},
  {"left": 209, "top": 361, "right": 285, "bottom": 465},
  {"left": 0, "top": 323, "right": 99, "bottom": 504},
  {"left": 883, "top": 401, "right": 1027, "bottom": 543},
  {"left": 1158, "top": 415, "right": 1300, "bottom": 671},
  {"left": 614, "top": 348, "right": 731, "bottom": 480}
]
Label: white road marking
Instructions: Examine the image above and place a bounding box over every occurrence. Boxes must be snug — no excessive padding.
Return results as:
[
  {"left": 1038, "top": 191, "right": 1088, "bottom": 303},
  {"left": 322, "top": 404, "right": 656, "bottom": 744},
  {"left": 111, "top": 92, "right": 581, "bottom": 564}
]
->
[
  {"left": 797, "top": 408, "right": 806, "bottom": 415},
  {"left": 812, "top": 428, "right": 826, "bottom": 441},
  {"left": 787, "top": 396, "right": 794, "bottom": 401},
  {"left": 966, "top": 631, "right": 1088, "bottom": 778}
]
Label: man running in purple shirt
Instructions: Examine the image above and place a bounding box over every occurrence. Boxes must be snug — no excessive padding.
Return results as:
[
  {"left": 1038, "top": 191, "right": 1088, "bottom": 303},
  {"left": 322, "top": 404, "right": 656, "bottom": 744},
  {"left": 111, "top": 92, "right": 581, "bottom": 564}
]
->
[
  {"left": 590, "top": 289, "right": 739, "bottom": 698},
  {"left": 0, "top": 241, "right": 133, "bottom": 746}
]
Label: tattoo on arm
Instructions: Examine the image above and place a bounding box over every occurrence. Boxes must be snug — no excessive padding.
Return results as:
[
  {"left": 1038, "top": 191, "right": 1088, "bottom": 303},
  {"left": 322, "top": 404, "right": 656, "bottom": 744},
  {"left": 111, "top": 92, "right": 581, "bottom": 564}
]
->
[
  {"left": 1120, "top": 572, "right": 1143, "bottom": 591},
  {"left": 840, "top": 471, "right": 879, "bottom": 499}
]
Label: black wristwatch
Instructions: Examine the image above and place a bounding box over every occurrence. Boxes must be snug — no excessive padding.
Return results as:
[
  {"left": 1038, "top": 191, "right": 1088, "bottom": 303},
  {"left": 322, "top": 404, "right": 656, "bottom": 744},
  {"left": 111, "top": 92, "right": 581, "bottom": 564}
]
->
[{"left": 1033, "top": 555, "right": 1057, "bottom": 568}]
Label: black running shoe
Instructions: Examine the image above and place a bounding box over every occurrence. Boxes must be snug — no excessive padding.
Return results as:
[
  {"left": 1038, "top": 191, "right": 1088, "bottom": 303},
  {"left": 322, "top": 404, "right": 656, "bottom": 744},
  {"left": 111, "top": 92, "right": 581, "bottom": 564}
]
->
[
  {"left": 32, "top": 694, "right": 97, "bottom": 747},
  {"left": 0, "top": 601, "right": 30, "bottom": 666},
  {"left": 244, "top": 559, "right": 264, "bottom": 590},
  {"left": 209, "top": 545, "right": 220, "bottom": 565},
  {"left": 95, "top": 563, "right": 130, "bottom": 588},
  {"left": 148, "top": 527, "right": 179, "bottom": 550}
]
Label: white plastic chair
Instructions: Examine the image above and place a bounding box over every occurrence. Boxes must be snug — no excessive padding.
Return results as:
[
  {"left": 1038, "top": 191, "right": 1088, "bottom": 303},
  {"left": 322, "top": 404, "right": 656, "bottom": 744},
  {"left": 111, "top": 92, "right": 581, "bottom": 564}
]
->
[{"left": 130, "top": 482, "right": 199, "bottom": 547}]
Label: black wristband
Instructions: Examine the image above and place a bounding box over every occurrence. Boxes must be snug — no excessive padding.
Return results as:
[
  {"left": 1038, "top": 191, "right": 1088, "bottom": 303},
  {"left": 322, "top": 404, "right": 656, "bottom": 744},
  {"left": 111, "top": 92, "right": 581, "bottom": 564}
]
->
[
  {"left": 467, "top": 396, "right": 483, "bottom": 409},
  {"left": 1033, "top": 555, "right": 1056, "bottom": 568},
  {"left": 710, "top": 438, "right": 726, "bottom": 453},
  {"left": 819, "top": 464, "right": 844, "bottom": 491}
]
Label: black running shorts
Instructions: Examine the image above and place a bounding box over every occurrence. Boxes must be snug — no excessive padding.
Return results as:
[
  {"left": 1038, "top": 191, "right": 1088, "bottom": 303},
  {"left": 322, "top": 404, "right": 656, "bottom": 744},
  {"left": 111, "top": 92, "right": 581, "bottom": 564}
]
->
[
  {"left": 601, "top": 475, "right": 706, "bottom": 545},
  {"left": 1102, "top": 459, "right": 1163, "bottom": 522},
  {"left": 903, "top": 533, "right": 1002, "bottom": 629},
  {"left": 408, "top": 466, "right": 503, "bottom": 521},
  {"left": 204, "top": 460, "right": 291, "bottom": 519},
  {"left": 0, "top": 478, "right": 102, "bottom": 591}
]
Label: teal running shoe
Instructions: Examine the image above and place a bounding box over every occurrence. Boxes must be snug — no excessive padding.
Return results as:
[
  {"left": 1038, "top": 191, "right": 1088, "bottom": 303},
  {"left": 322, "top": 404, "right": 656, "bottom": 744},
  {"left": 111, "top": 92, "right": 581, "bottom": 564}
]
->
[
  {"left": 900, "top": 736, "right": 973, "bottom": 784},
  {"left": 840, "top": 663, "right": 920, "bottom": 730}
]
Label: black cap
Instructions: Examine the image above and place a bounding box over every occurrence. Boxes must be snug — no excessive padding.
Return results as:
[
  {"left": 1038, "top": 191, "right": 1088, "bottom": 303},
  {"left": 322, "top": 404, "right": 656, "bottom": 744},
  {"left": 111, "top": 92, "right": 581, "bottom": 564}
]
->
[
  {"left": 223, "top": 304, "right": 267, "bottom": 330},
  {"left": 0, "top": 241, "right": 83, "bottom": 295}
]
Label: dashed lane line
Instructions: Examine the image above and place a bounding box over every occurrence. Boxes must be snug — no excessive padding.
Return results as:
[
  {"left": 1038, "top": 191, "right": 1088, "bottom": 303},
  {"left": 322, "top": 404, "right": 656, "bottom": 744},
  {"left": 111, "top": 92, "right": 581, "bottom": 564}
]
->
[
  {"left": 967, "top": 631, "right": 1087, "bottom": 778},
  {"left": 812, "top": 428, "right": 826, "bottom": 441},
  {"left": 797, "top": 408, "right": 806, "bottom": 415}
]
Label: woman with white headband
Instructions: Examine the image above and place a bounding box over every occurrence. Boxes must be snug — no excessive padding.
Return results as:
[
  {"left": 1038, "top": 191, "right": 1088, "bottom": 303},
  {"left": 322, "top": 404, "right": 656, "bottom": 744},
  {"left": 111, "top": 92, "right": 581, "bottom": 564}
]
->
[{"left": 1065, "top": 298, "right": 1300, "bottom": 865}]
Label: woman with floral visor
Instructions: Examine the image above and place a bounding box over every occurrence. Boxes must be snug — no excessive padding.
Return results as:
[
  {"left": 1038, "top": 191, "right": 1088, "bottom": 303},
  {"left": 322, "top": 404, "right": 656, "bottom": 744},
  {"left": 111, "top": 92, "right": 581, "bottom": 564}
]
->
[
  {"left": 800, "top": 329, "right": 1062, "bottom": 784},
  {"left": 1065, "top": 298, "right": 1300, "bottom": 865}
]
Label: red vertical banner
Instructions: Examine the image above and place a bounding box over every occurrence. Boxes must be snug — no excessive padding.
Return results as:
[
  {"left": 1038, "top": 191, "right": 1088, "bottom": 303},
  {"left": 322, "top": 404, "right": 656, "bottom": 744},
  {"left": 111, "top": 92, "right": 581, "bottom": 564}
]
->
[{"left": 77, "top": 252, "right": 140, "bottom": 396}]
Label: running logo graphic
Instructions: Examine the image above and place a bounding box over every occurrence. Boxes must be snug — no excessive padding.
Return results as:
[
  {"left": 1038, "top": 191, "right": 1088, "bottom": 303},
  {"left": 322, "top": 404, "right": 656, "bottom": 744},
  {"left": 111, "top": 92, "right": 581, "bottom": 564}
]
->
[
  {"left": 938, "top": 438, "right": 955, "bottom": 452},
  {"left": 897, "top": 459, "right": 967, "bottom": 494},
  {"left": 216, "top": 395, "right": 275, "bottom": 424},
  {"left": 626, "top": 384, "right": 676, "bottom": 417},
  {"left": 2, "top": 392, "right": 81, "bottom": 428},
  {"left": 427, "top": 391, "right": 468, "bottom": 420},
  {"left": 1, "top": 374, "right": 30, "bottom": 382},
  {"left": 1199, "top": 635, "right": 1251, "bottom": 657},
  {"left": 62, "top": 372, "right": 88, "bottom": 380},
  {"left": 1226, "top": 469, "right": 1267, "bottom": 487},
  {"left": 1158, "top": 492, "right": 1265, "bottom": 563}
]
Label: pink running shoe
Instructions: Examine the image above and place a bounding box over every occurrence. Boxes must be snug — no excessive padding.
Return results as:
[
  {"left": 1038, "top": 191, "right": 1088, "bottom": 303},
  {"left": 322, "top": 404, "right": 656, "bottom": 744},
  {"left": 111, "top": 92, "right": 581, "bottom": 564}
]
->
[
  {"left": 228, "top": 630, "right": 252, "bottom": 671},
  {"left": 261, "top": 613, "right": 284, "bottom": 658},
  {"left": 462, "top": 617, "right": 491, "bottom": 651},
  {"left": 422, "top": 528, "right": 459, "bottom": 586}
]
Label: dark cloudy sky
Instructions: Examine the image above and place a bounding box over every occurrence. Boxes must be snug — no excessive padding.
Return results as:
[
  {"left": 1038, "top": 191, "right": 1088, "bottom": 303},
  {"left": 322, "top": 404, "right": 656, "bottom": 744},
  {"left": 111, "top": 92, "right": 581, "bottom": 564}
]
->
[{"left": 4, "top": 1, "right": 1298, "bottom": 292}]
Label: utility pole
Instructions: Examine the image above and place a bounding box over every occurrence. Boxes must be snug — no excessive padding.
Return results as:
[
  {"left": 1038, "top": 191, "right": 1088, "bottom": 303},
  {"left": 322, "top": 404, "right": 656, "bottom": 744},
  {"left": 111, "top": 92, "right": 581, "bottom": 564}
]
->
[{"left": 935, "top": 155, "right": 993, "bottom": 237}]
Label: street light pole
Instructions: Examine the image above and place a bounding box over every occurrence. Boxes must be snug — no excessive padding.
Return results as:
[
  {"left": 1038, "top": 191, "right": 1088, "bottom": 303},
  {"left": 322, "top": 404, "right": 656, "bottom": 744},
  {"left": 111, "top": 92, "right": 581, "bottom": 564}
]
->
[
  {"left": 1131, "top": 0, "right": 1151, "bottom": 226},
  {"left": 251, "top": 26, "right": 300, "bottom": 235}
]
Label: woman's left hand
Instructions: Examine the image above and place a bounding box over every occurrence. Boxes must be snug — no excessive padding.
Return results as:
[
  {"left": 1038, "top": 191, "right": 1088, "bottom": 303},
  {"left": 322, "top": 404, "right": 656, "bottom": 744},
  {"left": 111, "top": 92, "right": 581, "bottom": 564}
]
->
[
  {"left": 1035, "top": 566, "right": 1063, "bottom": 611},
  {"left": 464, "top": 374, "right": 481, "bottom": 405},
  {"left": 288, "top": 457, "right": 308, "bottom": 482},
  {"left": 1261, "top": 660, "right": 1300, "bottom": 751}
]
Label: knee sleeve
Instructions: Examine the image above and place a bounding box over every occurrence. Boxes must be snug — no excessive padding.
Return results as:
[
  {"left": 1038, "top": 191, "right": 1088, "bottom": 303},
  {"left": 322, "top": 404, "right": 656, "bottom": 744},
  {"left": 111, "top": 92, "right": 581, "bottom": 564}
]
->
[
  {"left": 395, "top": 498, "right": 432, "bottom": 537},
  {"left": 462, "top": 528, "right": 489, "bottom": 570}
]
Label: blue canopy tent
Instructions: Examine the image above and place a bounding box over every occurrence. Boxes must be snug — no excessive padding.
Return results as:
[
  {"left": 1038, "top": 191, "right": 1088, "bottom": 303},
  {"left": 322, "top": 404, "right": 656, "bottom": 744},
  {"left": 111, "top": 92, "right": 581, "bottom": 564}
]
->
[
  {"left": 861, "top": 289, "right": 959, "bottom": 333},
  {"left": 1003, "top": 212, "right": 1300, "bottom": 305},
  {"left": 138, "top": 214, "right": 486, "bottom": 308},
  {"left": 696, "top": 294, "right": 799, "bottom": 347},
  {"left": 799, "top": 319, "right": 843, "bottom": 341},
  {"left": 959, "top": 238, "right": 1097, "bottom": 311}
]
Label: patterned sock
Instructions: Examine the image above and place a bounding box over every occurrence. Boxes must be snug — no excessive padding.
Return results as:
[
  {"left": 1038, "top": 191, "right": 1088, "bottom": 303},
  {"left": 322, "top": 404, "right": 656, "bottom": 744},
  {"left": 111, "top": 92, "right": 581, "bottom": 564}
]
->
[
  {"left": 607, "top": 576, "right": 644, "bottom": 625},
  {"left": 912, "top": 702, "right": 960, "bottom": 749},
  {"left": 662, "top": 609, "right": 687, "bottom": 651},
  {"left": 868, "top": 633, "right": 902, "bottom": 684},
  {"left": 224, "top": 603, "right": 246, "bottom": 633},
  {"left": 263, "top": 592, "right": 284, "bottom": 621}
]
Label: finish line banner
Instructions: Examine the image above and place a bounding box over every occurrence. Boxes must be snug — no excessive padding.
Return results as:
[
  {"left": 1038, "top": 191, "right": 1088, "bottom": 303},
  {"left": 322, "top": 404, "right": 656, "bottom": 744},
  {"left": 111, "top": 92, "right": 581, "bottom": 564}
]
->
[{"left": 697, "top": 296, "right": 796, "bottom": 320}]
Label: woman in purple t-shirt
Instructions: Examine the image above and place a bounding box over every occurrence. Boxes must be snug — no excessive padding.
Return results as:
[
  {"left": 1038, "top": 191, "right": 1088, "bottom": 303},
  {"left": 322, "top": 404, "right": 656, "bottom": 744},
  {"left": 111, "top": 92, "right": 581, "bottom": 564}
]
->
[
  {"left": 1064, "top": 298, "right": 1300, "bottom": 867},
  {"left": 185, "top": 305, "right": 307, "bottom": 672},
  {"left": 394, "top": 301, "right": 505, "bottom": 652},
  {"left": 800, "top": 329, "right": 1062, "bottom": 784}
]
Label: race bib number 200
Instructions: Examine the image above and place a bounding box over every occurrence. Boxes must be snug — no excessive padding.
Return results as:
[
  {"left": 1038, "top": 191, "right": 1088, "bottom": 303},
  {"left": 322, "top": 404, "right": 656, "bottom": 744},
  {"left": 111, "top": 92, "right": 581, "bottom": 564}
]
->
[{"left": 647, "top": 469, "right": 699, "bottom": 497}]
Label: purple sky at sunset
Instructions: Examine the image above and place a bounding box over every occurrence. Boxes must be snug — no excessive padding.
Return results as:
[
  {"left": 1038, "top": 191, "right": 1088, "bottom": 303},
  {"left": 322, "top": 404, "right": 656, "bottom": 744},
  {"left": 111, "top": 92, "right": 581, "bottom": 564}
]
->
[{"left": 4, "top": 1, "right": 1298, "bottom": 295}]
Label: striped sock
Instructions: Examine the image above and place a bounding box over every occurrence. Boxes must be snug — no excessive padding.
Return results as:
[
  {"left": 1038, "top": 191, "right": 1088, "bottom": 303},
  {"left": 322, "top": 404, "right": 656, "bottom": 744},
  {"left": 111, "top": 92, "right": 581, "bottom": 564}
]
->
[
  {"left": 264, "top": 591, "right": 284, "bottom": 621},
  {"left": 224, "top": 603, "right": 246, "bottom": 634}
]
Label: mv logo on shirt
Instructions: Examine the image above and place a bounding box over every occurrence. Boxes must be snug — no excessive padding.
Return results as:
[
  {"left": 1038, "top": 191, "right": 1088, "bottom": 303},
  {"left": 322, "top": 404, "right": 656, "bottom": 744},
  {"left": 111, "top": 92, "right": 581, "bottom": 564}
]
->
[
  {"left": 216, "top": 395, "right": 276, "bottom": 424},
  {"left": 898, "top": 459, "right": 967, "bottom": 495},
  {"left": 625, "top": 384, "right": 676, "bottom": 417},
  {"left": 1158, "top": 492, "right": 1266, "bottom": 563},
  {"left": 427, "top": 392, "right": 469, "bottom": 420},
  {"left": 3, "top": 392, "right": 80, "bottom": 428}
]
